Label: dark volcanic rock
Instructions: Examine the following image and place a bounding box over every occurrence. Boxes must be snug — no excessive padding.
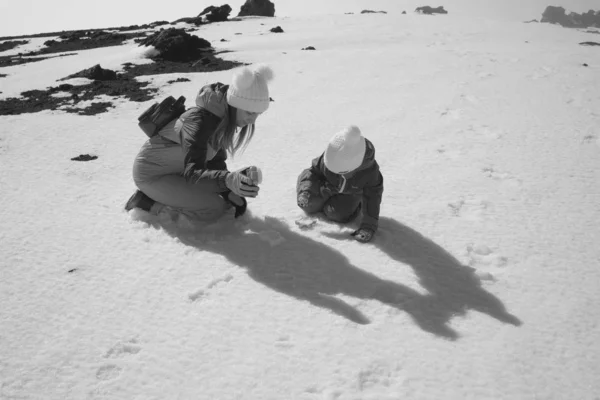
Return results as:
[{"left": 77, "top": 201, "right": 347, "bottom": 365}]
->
[
  {"left": 167, "top": 77, "right": 191, "bottom": 84},
  {"left": 238, "top": 0, "right": 275, "bottom": 17},
  {"left": 541, "top": 6, "right": 600, "bottom": 28},
  {"left": 199, "top": 5, "right": 233, "bottom": 22},
  {"left": 0, "top": 78, "right": 157, "bottom": 116},
  {"left": 361, "top": 10, "right": 387, "bottom": 14},
  {"left": 172, "top": 16, "right": 205, "bottom": 25},
  {"left": 302, "top": 46, "right": 316, "bottom": 50},
  {"left": 270, "top": 26, "right": 284, "bottom": 33},
  {"left": 0, "top": 73, "right": 7, "bottom": 78},
  {"left": 0, "top": 50, "right": 242, "bottom": 116},
  {"left": 137, "top": 28, "right": 211, "bottom": 61},
  {"left": 71, "top": 154, "right": 98, "bottom": 161},
  {"left": 580, "top": 41, "right": 600, "bottom": 46},
  {"left": 60, "top": 64, "right": 118, "bottom": 81},
  {"left": 36, "top": 31, "right": 145, "bottom": 55},
  {"left": 415, "top": 6, "right": 448, "bottom": 15},
  {"left": 0, "top": 52, "right": 77, "bottom": 68},
  {"left": 0, "top": 40, "right": 28, "bottom": 53}
]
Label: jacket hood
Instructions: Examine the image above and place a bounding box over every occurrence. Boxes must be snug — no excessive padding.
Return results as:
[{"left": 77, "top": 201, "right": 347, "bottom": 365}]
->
[
  {"left": 195, "top": 82, "right": 229, "bottom": 118},
  {"left": 354, "top": 138, "right": 376, "bottom": 172}
]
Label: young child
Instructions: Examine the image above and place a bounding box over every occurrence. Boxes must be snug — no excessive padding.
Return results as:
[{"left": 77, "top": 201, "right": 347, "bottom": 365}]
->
[{"left": 296, "top": 125, "right": 384, "bottom": 243}]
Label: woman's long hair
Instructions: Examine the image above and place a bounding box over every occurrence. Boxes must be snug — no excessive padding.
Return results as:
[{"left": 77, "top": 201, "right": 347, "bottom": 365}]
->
[{"left": 210, "top": 105, "right": 255, "bottom": 157}]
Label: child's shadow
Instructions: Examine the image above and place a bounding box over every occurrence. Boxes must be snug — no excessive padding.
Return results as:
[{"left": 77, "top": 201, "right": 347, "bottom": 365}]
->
[
  {"left": 153, "top": 213, "right": 504, "bottom": 339},
  {"left": 347, "top": 217, "right": 522, "bottom": 335}
]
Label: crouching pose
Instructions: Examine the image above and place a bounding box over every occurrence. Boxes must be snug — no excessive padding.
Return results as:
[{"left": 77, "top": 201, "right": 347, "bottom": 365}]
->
[
  {"left": 296, "top": 126, "right": 384, "bottom": 243},
  {"left": 125, "top": 64, "right": 273, "bottom": 221}
]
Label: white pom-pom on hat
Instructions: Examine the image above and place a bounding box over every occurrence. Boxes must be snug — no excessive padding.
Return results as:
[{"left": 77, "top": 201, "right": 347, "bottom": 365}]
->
[
  {"left": 232, "top": 66, "right": 255, "bottom": 90},
  {"left": 252, "top": 63, "right": 274, "bottom": 82},
  {"left": 227, "top": 64, "right": 274, "bottom": 113}
]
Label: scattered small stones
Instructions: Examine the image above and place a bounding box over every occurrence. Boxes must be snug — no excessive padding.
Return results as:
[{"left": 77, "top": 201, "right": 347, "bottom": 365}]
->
[
  {"left": 270, "top": 26, "right": 284, "bottom": 33},
  {"left": 361, "top": 10, "right": 387, "bottom": 14},
  {"left": 198, "top": 4, "right": 233, "bottom": 22},
  {"left": 0, "top": 40, "right": 28, "bottom": 53},
  {"left": 302, "top": 46, "right": 316, "bottom": 50},
  {"left": 580, "top": 41, "right": 600, "bottom": 46},
  {"left": 71, "top": 154, "right": 98, "bottom": 161},
  {"left": 238, "top": 0, "right": 275, "bottom": 17},
  {"left": 167, "top": 77, "right": 191, "bottom": 84},
  {"left": 415, "top": 6, "right": 448, "bottom": 15}
]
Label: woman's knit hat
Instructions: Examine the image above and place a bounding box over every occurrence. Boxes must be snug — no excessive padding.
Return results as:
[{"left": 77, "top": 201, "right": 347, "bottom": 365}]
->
[
  {"left": 226, "top": 64, "right": 274, "bottom": 113},
  {"left": 324, "top": 125, "right": 366, "bottom": 174}
]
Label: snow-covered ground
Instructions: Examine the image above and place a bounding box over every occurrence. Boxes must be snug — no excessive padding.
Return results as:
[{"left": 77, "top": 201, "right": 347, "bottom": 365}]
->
[{"left": 1, "top": 4, "right": 600, "bottom": 400}]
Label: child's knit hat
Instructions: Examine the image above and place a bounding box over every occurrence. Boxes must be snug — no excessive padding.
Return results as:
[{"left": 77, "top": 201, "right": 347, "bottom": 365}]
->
[
  {"left": 226, "top": 64, "right": 274, "bottom": 113},
  {"left": 324, "top": 125, "right": 366, "bottom": 174}
]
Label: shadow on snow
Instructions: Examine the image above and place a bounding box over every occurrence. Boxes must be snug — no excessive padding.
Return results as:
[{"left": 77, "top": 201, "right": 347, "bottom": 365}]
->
[{"left": 136, "top": 211, "right": 522, "bottom": 340}]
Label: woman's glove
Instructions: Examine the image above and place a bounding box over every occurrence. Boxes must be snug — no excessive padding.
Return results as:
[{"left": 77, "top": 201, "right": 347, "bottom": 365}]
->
[
  {"left": 351, "top": 227, "right": 375, "bottom": 243},
  {"left": 225, "top": 167, "right": 260, "bottom": 198}
]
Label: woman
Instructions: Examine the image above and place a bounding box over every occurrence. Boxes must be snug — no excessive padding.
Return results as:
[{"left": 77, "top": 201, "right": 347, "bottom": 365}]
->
[{"left": 125, "top": 64, "right": 274, "bottom": 221}]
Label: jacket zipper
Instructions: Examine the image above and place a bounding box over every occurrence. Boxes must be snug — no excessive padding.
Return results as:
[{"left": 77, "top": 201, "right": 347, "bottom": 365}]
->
[{"left": 339, "top": 175, "right": 347, "bottom": 193}]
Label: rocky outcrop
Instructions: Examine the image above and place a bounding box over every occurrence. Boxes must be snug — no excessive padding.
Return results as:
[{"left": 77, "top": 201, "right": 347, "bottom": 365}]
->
[
  {"left": 238, "top": 0, "right": 275, "bottom": 17},
  {"left": 270, "top": 26, "right": 284, "bottom": 33},
  {"left": 198, "top": 5, "right": 232, "bottom": 22},
  {"left": 415, "top": 6, "right": 448, "bottom": 15},
  {"left": 62, "top": 64, "right": 118, "bottom": 81},
  {"left": 361, "top": 10, "right": 387, "bottom": 14},
  {"left": 137, "top": 28, "right": 211, "bottom": 62},
  {"left": 0, "top": 40, "right": 28, "bottom": 53},
  {"left": 541, "top": 6, "right": 600, "bottom": 28}
]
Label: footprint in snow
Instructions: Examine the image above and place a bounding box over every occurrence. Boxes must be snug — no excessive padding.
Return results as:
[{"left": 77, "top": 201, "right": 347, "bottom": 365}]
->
[
  {"left": 104, "top": 337, "right": 142, "bottom": 359},
  {"left": 466, "top": 243, "right": 508, "bottom": 281},
  {"left": 448, "top": 197, "right": 493, "bottom": 221},
  {"left": 482, "top": 166, "right": 523, "bottom": 189},
  {"left": 96, "top": 364, "right": 122, "bottom": 381},
  {"left": 188, "top": 274, "right": 234, "bottom": 302}
]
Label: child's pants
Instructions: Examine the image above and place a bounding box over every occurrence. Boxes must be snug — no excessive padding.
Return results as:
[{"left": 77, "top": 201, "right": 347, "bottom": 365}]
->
[
  {"left": 297, "top": 183, "right": 362, "bottom": 223},
  {"left": 133, "top": 136, "right": 228, "bottom": 221}
]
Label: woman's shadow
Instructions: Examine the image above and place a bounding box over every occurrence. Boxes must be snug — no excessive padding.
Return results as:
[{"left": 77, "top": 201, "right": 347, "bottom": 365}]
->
[{"left": 153, "top": 213, "right": 521, "bottom": 340}]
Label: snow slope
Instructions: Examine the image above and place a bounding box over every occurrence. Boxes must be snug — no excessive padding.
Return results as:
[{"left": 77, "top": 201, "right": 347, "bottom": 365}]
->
[{"left": 1, "top": 6, "right": 600, "bottom": 400}]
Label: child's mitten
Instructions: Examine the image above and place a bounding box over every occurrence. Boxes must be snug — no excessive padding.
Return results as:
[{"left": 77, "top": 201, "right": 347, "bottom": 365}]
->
[{"left": 351, "top": 227, "right": 374, "bottom": 243}]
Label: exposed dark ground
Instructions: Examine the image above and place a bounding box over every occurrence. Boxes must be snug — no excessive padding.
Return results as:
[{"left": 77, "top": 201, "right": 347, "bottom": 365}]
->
[{"left": 0, "top": 25, "right": 244, "bottom": 116}]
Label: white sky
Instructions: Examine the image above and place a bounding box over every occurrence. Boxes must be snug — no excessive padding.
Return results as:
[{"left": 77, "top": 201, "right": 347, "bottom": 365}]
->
[
  {"left": 1, "top": 0, "right": 600, "bottom": 37},
  {"left": 1, "top": 4, "right": 600, "bottom": 400}
]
